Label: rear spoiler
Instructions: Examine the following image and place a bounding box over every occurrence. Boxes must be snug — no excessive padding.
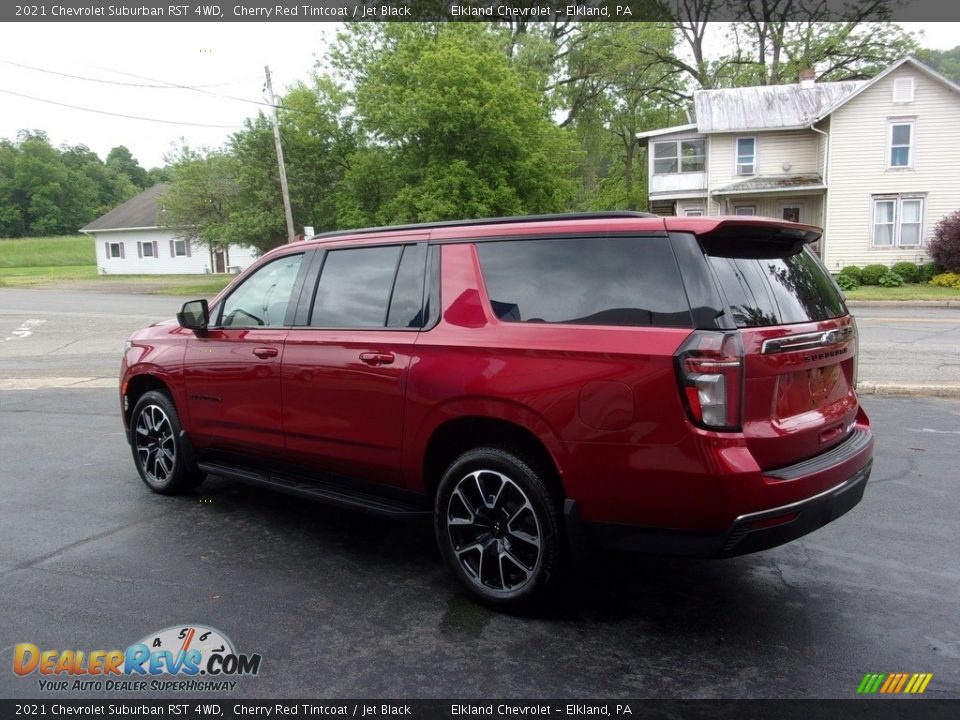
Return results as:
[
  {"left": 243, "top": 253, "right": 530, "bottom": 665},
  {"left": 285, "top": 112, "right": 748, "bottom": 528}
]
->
[{"left": 665, "top": 217, "right": 822, "bottom": 258}]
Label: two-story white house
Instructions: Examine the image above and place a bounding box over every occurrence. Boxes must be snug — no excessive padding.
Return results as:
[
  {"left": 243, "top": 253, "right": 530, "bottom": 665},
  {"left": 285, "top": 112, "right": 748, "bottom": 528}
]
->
[{"left": 638, "top": 57, "right": 960, "bottom": 272}]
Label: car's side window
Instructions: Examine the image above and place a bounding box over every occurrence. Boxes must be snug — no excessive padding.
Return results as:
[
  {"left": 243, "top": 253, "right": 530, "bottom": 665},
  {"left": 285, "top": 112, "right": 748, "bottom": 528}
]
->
[
  {"left": 387, "top": 244, "right": 428, "bottom": 328},
  {"left": 309, "top": 244, "right": 427, "bottom": 329},
  {"left": 475, "top": 236, "right": 693, "bottom": 328},
  {"left": 219, "top": 253, "right": 304, "bottom": 328}
]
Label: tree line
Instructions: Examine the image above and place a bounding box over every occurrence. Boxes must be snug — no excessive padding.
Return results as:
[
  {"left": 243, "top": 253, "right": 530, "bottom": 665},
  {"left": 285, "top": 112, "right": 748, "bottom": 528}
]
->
[
  {"left": 4, "top": 20, "right": 958, "bottom": 248},
  {"left": 0, "top": 132, "right": 164, "bottom": 238}
]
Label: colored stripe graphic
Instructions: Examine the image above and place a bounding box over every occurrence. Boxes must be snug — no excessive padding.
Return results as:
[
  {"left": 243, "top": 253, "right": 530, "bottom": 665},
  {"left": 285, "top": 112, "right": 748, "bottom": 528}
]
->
[{"left": 857, "top": 672, "right": 932, "bottom": 694}]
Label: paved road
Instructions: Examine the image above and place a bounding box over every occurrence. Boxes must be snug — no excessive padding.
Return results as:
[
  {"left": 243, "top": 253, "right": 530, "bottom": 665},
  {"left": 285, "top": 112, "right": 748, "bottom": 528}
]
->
[
  {"left": 1, "top": 287, "right": 958, "bottom": 389},
  {"left": 0, "top": 287, "right": 193, "bottom": 380},
  {"left": 0, "top": 287, "right": 959, "bottom": 699},
  {"left": 0, "top": 388, "right": 958, "bottom": 699},
  {"left": 851, "top": 306, "right": 960, "bottom": 386}
]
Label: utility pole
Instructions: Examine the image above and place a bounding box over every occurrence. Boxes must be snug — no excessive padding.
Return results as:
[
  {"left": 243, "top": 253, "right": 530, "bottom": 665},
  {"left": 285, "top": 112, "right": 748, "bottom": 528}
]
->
[{"left": 264, "top": 65, "right": 296, "bottom": 243}]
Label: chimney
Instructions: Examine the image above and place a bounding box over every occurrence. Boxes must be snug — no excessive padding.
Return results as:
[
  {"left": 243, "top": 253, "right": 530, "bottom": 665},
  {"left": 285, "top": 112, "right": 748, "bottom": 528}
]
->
[{"left": 799, "top": 67, "right": 816, "bottom": 89}]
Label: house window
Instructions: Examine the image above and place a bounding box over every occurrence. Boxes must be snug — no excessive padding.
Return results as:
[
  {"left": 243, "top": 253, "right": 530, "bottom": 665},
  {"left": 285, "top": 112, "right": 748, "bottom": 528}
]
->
[
  {"left": 734, "top": 206, "right": 756, "bottom": 216},
  {"left": 736, "top": 137, "right": 756, "bottom": 175},
  {"left": 652, "top": 139, "right": 705, "bottom": 174},
  {"left": 684, "top": 208, "right": 705, "bottom": 216},
  {"left": 173, "top": 240, "right": 188, "bottom": 257},
  {"left": 889, "top": 121, "right": 914, "bottom": 168},
  {"left": 108, "top": 242, "right": 123, "bottom": 259},
  {"left": 680, "top": 140, "right": 705, "bottom": 172},
  {"left": 873, "top": 196, "right": 924, "bottom": 247},
  {"left": 893, "top": 77, "right": 914, "bottom": 103},
  {"left": 138, "top": 241, "right": 158, "bottom": 258}
]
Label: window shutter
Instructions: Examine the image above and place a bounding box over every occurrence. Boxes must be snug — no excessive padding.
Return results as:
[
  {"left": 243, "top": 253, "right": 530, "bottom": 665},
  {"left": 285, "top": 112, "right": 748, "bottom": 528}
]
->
[
  {"left": 104, "top": 242, "right": 109, "bottom": 259},
  {"left": 170, "top": 240, "right": 175, "bottom": 256},
  {"left": 119, "top": 243, "right": 125, "bottom": 259},
  {"left": 137, "top": 242, "right": 142, "bottom": 258},
  {"left": 186, "top": 241, "right": 192, "bottom": 257},
  {"left": 153, "top": 241, "right": 159, "bottom": 258}
]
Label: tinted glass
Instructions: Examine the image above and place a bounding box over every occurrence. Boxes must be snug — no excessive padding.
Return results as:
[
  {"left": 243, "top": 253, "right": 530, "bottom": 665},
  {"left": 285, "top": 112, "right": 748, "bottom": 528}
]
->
[
  {"left": 387, "top": 244, "right": 427, "bottom": 328},
  {"left": 311, "top": 246, "right": 402, "bottom": 328},
  {"left": 476, "top": 237, "right": 692, "bottom": 328},
  {"left": 707, "top": 246, "right": 846, "bottom": 327},
  {"left": 220, "top": 254, "right": 303, "bottom": 327}
]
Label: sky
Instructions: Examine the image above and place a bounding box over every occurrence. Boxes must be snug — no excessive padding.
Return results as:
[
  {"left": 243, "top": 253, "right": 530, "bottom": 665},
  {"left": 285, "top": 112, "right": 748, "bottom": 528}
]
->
[{"left": 0, "top": 21, "right": 957, "bottom": 170}]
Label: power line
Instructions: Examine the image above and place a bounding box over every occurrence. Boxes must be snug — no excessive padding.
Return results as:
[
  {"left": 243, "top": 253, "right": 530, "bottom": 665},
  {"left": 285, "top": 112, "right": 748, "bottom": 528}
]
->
[
  {"left": 0, "top": 59, "right": 260, "bottom": 90},
  {"left": 0, "top": 87, "right": 243, "bottom": 129},
  {"left": 75, "top": 60, "right": 278, "bottom": 109}
]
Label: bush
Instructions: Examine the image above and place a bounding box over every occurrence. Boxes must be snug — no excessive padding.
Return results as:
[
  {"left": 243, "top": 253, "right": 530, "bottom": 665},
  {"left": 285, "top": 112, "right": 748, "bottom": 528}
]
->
[
  {"left": 891, "top": 261, "right": 919, "bottom": 283},
  {"left": 839, "top": 265, "right": 862, "bottom": 284},
  {"left": 836, "top": 273, "right": 859, "bottom": 291},
  {"left": 860, "top": 264, "right": 888, "bottom": 286},
  {"left": 878, "top": 270, "right": 904, "bottom": 287},
  {"left": 929, "top": 210, "right": 960, "bottom": 272},
  {"left": 930, "top": 272, "right": 960, "bottom": 289},
  {"left": 919, "top": 261, "right": 944, "bottom": 283}
]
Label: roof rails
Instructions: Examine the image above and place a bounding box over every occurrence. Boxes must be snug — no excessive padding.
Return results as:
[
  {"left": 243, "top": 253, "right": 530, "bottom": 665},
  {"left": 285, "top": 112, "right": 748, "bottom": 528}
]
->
[{"left": 306, "top": 211, "right": 658, "bottom": 242}]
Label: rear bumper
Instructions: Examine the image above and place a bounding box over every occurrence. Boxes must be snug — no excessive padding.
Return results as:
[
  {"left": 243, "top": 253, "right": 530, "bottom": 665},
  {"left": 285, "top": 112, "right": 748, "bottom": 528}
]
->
[{"left": 578, "top": 455, "right": 872, "bottom": 559}]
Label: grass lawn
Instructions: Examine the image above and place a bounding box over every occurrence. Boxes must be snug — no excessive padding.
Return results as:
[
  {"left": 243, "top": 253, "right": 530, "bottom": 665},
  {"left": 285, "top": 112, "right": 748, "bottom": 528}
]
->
[
  {"left": 0, "top": 234, "right": 234, "bottom": 295},
  {"left": 843, "top": 284, "right": 960, "bottom": 301},
  {"left": 0, "top": 265, "right": 98, "bottom": 286},
  {"left": 102, "top": 275, "right": 235, "bottom": 296},
  {"left": 0, "top": 235, "right": 94, "bottom": 267}
]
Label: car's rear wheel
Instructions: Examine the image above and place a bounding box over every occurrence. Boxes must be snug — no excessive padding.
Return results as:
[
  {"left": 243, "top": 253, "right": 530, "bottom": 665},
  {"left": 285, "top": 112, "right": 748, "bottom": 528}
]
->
[
  {"left": 434, "top": 447, "right": 564, "bottom": 610},
  {"left": 130, "top": 390, "right": 205, "bottom": 495}
]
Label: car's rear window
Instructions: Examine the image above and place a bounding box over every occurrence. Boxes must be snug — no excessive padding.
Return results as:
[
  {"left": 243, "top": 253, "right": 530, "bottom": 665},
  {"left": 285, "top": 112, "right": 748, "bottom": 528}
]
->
[
  {"left": 706, "top": 245, "right": 847, "bottom": 327},
  {"left": 476, "top": 236, "right": 692, "bottom": 328}
]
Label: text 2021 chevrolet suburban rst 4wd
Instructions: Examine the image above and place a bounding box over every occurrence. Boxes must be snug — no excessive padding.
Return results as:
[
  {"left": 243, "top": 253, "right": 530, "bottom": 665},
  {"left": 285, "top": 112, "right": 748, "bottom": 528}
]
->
[{"left": 121, "top": 212, "right": 873, "bottom": 609}]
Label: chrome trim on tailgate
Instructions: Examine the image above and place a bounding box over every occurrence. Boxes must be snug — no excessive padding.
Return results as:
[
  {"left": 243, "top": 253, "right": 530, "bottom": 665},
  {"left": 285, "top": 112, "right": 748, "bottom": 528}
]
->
[{"left": 762, "top": 326, "right": 854, "bottom": 354}]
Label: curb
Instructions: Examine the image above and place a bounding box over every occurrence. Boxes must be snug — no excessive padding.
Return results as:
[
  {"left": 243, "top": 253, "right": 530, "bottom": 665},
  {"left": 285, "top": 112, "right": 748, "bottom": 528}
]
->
[
  {"left": 857, "top": 382, "right": 960, "bottom": 398},
  {"left": 846, "top": 300, "right": 960, "bottom": 308}
]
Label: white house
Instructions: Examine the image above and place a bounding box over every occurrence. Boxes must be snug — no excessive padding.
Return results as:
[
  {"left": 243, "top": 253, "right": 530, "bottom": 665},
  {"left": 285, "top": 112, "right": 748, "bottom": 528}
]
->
[
  {"left": 81, "top": 184, "right": 258, "bottom": 275},
  {"left": 637, "top": 57, "right": 960, "bottom": 272}
]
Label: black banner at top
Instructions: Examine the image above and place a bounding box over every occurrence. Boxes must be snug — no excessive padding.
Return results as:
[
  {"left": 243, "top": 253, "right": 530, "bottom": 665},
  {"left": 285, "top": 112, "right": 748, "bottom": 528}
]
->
[{"left": 4, "top": 0, "right": 960, "bottom": 23}]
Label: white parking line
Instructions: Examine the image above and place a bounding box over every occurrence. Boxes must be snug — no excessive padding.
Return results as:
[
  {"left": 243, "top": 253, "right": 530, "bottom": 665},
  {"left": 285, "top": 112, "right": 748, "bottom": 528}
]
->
[
  {"left": 2, "top": 318, "right": 46, "bottom": 342},
  {"left": 0, "top": 377, "right": 116, "bottom": 391}
]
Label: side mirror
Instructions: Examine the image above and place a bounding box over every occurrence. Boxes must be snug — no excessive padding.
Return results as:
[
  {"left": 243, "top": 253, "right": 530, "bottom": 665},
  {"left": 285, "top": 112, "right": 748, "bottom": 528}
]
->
[{"left": 177, "top": 299, "right": 209, "bottom": 335}]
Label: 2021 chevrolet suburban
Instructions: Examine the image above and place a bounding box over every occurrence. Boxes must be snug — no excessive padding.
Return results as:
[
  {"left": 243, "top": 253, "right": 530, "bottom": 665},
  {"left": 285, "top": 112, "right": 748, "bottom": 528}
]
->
[{"left": 121, "top": 212, "right": 873, "bottom": 609}]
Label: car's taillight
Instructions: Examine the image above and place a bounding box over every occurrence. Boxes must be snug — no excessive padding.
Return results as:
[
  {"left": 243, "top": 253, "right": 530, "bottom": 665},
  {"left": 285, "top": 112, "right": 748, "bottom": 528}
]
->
[{"left": 675, "top": 330, "right": 744, "bottom": 431}]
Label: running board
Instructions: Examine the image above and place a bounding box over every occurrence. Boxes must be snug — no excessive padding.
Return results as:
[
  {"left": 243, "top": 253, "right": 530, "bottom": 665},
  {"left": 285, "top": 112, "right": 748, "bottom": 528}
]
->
[{"left": 197, "top": 461, "right": 432, "bottom": 518}]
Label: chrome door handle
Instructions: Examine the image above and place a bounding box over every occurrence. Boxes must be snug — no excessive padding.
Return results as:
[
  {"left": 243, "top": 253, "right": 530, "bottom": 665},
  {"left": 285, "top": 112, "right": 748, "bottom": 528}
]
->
[
  {"left": 359, "top": 352, "right": 395, "bottom": 366},
  {"left": 253, "top": 347, "right": 278, "bottom": 359}
]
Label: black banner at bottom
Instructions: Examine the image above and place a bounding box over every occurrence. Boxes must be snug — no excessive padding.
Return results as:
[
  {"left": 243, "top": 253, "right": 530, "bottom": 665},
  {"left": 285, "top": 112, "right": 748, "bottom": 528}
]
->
[{"left": 2, "top": 700, "right": 959, "bottom": 720}]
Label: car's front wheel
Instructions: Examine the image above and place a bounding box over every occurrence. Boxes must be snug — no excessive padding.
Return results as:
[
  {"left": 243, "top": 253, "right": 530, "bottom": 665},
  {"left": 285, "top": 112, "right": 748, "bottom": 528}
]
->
[
  {"left": 130, "top": 390, "right": 205, "bottom": 495},
  {"left": 434, "top": 447, "right": 564, "bottom": 610}
]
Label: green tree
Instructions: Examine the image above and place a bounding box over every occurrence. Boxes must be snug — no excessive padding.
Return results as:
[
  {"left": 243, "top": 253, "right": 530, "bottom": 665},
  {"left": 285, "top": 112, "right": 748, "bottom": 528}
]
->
[
  {"left": 160, "top": 144, "right": 240, "bottom": 253},
  {"left": 106, "top": 145, "right": 150, "bottom": 190},
  {"left": 917, "top": 46, "right": 960, "bottom": 83},
  {"left": 561, "top": 23, "right": 684, "bottom": 211},
  {"left": 335, "top": 23, "right": 577, "bottom": 225},
  {"left": 13, "top": 131, "right": 70, "bottom": 236},
  {"left": 162, "top": 77, "right": 355, "bottom": 255}
]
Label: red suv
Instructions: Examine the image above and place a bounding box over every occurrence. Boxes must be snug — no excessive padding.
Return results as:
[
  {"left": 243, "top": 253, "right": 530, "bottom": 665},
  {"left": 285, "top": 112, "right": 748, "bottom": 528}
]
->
[{"left": 121, "top": 212, "right": 873, "bottom": 609}]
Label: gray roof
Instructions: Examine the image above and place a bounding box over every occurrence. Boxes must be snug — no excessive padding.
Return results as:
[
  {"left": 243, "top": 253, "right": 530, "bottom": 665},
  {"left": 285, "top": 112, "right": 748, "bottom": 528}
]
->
[
  {"left": 712, "top": 174, "right": 825, "bottom": 196},
  {"left": 694, "top": 81, "right": 866, "bottom": 133},
  {"left": 81, "top": 183, "right": 166, "bottom": 232}
]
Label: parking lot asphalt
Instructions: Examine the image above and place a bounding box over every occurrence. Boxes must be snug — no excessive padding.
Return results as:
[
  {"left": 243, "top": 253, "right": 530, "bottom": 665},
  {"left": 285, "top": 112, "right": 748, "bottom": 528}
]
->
[{"left": 1, "top": 387, "right": 958, "bottom": 700}]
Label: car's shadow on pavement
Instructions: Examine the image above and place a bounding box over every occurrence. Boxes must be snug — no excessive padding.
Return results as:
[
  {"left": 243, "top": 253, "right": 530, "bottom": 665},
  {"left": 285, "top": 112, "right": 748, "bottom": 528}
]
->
[{"left": 194, "top": 474, "right": 784, "bottom": 631}]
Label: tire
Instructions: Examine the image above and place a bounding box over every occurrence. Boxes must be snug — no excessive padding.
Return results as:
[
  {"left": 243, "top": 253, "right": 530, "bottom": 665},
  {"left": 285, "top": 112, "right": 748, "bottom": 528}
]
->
[
  {"left": 130, "top": 390, "right": 205, "bottom": 495},
  {"left": 434, "top": 446, "right": 564, "bottom": 610}
]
